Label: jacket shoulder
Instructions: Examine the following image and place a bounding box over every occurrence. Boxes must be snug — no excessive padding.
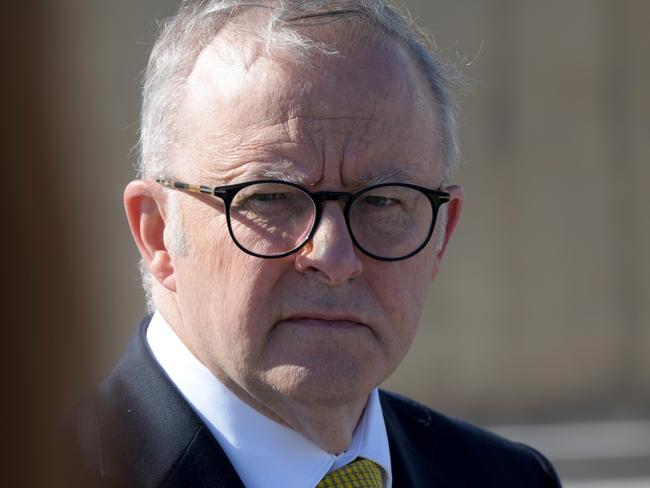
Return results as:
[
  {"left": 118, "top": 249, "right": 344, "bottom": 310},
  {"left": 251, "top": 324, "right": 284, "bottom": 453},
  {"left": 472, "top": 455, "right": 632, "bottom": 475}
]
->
[
  {"left": 68, "top": 317, "right": 243, "bottom": 488},
  {"left": 379, "top": 390, "right": 561, "bottom": 487}
]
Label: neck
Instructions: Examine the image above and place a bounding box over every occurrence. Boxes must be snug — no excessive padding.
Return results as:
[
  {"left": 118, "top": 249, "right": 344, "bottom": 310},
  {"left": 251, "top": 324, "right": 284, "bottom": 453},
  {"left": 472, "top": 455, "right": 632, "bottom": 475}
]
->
[
  {"left": 221, "top": 376, "right": 369, "bottom": 453},
  {"left": 279, "top": 397, "right": 369, "bottom": 453}
]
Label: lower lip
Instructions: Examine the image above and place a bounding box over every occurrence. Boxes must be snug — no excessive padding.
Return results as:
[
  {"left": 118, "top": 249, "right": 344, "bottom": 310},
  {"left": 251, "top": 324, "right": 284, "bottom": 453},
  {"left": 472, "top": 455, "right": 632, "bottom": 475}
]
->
[{"left": 283, "top": 318, "right": 363, "bottom": 329}]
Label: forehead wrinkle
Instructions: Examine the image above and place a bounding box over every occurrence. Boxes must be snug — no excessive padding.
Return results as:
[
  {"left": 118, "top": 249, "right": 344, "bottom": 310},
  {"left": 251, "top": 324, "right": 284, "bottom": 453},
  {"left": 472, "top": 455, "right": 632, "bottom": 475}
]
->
[
  {"left": 344, "top": 101, "right": 378, "bottom": 183},
  {"left": 200, "top": 159, "right": 315, "bottom": 185},
  {"left": 299, "top": 112, "right": 388, "bottom": 184},
  {"left": 236, "top": 115, "right": 322, "bottom": 158},
  {"left": 186, "top": 113, "right": 321, "bottom": 181}
]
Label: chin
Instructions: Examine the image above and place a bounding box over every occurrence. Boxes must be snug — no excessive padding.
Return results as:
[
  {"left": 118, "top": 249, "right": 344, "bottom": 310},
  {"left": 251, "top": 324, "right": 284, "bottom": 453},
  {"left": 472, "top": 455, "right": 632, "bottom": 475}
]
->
[{"left": 259, "top": 359, "right": 383, "bottom": 407}]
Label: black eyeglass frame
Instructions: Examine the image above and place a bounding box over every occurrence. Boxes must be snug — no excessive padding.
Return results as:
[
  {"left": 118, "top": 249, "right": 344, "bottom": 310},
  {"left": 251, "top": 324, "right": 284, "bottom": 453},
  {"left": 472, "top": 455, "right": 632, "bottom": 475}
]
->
[{"left": 156, "top": 178, "right": 451, "bottom": 261}]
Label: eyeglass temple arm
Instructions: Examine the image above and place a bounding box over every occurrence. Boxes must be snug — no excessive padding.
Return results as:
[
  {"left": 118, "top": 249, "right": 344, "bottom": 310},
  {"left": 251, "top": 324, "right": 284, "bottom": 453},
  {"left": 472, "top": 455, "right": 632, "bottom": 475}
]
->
[
  {"left": 158, "top": 178, "right": 452, "bottom": 205},
  {"left": 156, "top": 178, "right": 216, "bottom": 195}
]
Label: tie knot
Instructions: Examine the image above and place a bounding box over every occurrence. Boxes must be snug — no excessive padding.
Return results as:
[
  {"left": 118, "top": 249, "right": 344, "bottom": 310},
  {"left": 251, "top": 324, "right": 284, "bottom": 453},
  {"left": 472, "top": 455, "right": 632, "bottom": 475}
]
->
[{"left": 317, "top": 458, "right": 383, "bottom": 487}]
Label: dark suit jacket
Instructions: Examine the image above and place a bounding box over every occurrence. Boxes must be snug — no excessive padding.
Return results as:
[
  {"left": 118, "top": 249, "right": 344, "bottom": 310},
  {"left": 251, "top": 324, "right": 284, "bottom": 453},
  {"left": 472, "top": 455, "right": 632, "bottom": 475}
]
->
[{"left": 71, "top": 317, "right": 561, "bottom": 487}]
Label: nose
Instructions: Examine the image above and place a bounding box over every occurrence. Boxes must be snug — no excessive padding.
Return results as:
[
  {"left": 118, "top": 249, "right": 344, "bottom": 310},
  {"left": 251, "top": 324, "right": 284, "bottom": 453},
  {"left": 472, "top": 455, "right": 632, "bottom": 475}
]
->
[{"left": 294, "top": 202, "right": 363, "bottom": 286}]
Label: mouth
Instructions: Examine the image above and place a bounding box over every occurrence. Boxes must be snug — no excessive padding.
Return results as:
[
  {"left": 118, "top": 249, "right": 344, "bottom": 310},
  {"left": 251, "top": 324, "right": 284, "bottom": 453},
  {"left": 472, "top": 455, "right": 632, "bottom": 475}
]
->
[
  {"left": 281, "top": 313, "right": 368, "bottom": 330},
  {"left": 283, "top": 317, "right": 362, "bottom": 329}
]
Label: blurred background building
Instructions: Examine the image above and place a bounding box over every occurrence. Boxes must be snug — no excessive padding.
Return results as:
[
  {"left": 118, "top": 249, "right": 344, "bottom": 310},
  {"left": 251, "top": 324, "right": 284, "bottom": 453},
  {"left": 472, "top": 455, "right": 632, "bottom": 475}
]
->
[{"left": 7, "top": 0, "right": 648, "bottom": 486}]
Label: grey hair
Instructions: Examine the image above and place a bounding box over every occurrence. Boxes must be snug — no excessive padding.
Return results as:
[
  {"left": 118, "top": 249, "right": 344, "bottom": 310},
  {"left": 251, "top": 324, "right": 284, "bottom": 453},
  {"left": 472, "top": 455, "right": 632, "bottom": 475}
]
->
[{"left": 137, "top": 0, "right": 463, "bottom": 310}]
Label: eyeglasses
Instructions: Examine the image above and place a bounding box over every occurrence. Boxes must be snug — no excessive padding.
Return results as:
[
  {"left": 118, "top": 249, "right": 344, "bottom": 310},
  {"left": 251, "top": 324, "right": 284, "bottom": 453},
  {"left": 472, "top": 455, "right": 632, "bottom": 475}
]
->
[{"left": 156, "top": 178, "right": 450, "bottom": 261}]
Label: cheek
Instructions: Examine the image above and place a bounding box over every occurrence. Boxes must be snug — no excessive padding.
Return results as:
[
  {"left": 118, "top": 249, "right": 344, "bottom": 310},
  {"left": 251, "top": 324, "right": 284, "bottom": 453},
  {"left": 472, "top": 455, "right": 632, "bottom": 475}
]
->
[
  {"left": 177, "top": 242, "right": 288, "bottom": 372},
  {"left": 370, "top": 258, "right": 433, "bottom": 326},
  {"left": 195, "top": 246, "right": 286, "bottom": 338}
]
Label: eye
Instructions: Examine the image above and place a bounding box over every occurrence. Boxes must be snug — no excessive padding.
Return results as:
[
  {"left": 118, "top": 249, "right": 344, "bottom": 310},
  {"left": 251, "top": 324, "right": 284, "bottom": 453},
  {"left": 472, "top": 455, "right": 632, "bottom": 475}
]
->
[
  {"left": 231, "top": 183, "right": 314, "bottom": 220},
  {"left": 249, "top": 192, "right": 288, "bottom": 202},
  {"left": 240, "top": 191, "right": 294, "bottom": 215},
  {"left": 364, "top": 195, "right": 399, "bottom": 207},
  {"left": 233, "top": 184, "right": 295, "bottom": 208}
]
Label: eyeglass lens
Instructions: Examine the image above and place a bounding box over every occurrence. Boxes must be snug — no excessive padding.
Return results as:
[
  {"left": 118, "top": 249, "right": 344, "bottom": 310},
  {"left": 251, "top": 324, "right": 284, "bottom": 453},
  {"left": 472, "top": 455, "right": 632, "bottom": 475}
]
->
[
  {"left": 349, "top": 185, "right": 433, "bottom": 258},
  {"left": 227, "top": 182, "right": 435, "bottom": 259}
]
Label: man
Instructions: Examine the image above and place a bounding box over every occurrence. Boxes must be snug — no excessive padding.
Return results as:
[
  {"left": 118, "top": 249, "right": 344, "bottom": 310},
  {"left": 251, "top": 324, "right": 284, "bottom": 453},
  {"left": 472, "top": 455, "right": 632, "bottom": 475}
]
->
[{"left": 74, "top": 1, "right": 561, "bottom": 486}]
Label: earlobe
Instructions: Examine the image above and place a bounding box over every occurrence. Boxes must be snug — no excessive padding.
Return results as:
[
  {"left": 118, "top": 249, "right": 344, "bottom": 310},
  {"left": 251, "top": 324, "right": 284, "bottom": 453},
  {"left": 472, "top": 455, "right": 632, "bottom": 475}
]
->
[
  {"left": 151, "top": 250, "right": 176, "bottom": 292},
  {"left": 124, "top": 180, "right": 176, "bottom": 292}
]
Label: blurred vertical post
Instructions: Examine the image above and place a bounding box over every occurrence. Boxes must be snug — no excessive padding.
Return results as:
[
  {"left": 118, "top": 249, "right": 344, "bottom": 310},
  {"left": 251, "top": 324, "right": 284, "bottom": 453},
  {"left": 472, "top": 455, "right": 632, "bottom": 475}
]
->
[{"left": 2, "top": 3, "right": 90, "bottom": 486}]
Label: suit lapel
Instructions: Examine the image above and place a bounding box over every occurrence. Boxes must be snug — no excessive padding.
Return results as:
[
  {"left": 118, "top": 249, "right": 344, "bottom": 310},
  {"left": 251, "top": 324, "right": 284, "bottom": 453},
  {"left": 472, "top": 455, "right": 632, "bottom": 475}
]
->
[
  {"left": 95, "top": 316, "right": 245, "bottom": 487},
  {"left": 379, "top": 390, "right": 433, "bottom": 486},
  {"left": 160, "top": 425, "right": 245, "bottom": 488}
]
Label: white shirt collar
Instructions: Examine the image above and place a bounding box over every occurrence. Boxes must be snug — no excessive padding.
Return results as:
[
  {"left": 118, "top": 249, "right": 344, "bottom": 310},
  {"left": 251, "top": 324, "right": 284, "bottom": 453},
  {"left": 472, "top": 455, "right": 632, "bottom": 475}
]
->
[{"left": 146, "top": 311, "right": 392, "bottom": 488}]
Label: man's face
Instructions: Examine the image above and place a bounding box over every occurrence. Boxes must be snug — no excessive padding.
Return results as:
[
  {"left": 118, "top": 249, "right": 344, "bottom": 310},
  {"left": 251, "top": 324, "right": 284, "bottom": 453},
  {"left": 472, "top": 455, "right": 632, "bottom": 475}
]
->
[{"left": 165, "top": 26, "right": 449, "bottom": 414}]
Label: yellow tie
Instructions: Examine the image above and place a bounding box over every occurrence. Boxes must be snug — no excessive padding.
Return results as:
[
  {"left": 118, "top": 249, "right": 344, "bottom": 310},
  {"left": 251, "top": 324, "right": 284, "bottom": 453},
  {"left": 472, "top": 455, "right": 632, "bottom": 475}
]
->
[{"left": 316, "top": 458, "right": 383, "bottom": 488}]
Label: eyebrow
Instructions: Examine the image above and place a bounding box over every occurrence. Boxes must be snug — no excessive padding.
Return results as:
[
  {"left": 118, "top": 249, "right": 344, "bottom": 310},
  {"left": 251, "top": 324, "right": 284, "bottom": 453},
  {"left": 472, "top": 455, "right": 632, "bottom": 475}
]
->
[
  {"left": 257, "top": 168, "right": 421, "bottom": 187},
  {"left": 255, "top": 168, "right": 311, "bottom": 184},
  {"left": 209, "top": 164, "right": 312, "bottom": 186},
  {"left": 354, "top": 169, "right": 419, "bottom": 186},
  {"left": 219, "top": 165, "right": 424, "bottom": 187}
]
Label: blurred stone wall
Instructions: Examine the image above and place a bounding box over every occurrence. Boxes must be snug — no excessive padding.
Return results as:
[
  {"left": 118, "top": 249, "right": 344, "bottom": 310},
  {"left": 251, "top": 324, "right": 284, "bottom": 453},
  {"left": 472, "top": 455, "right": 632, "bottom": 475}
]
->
[{"left": 385, "top": 0, "right": 650, "bottom": 425}]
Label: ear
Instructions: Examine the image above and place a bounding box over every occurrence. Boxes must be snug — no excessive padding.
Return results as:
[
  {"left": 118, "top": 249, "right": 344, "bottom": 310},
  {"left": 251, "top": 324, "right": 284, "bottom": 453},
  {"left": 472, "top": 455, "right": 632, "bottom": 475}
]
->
[
  {"left": 124, "top": 180, "right": 176, "bottom": 292},
  {"left": 433, "top": 184, "right": 463, "bottom": 273}
]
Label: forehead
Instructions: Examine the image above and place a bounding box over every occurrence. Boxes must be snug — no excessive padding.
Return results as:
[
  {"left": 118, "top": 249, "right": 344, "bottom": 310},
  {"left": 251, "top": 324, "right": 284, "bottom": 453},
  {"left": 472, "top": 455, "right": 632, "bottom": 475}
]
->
[{"left": 174, "top": 17, "right": 443, "bottom": 186}]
